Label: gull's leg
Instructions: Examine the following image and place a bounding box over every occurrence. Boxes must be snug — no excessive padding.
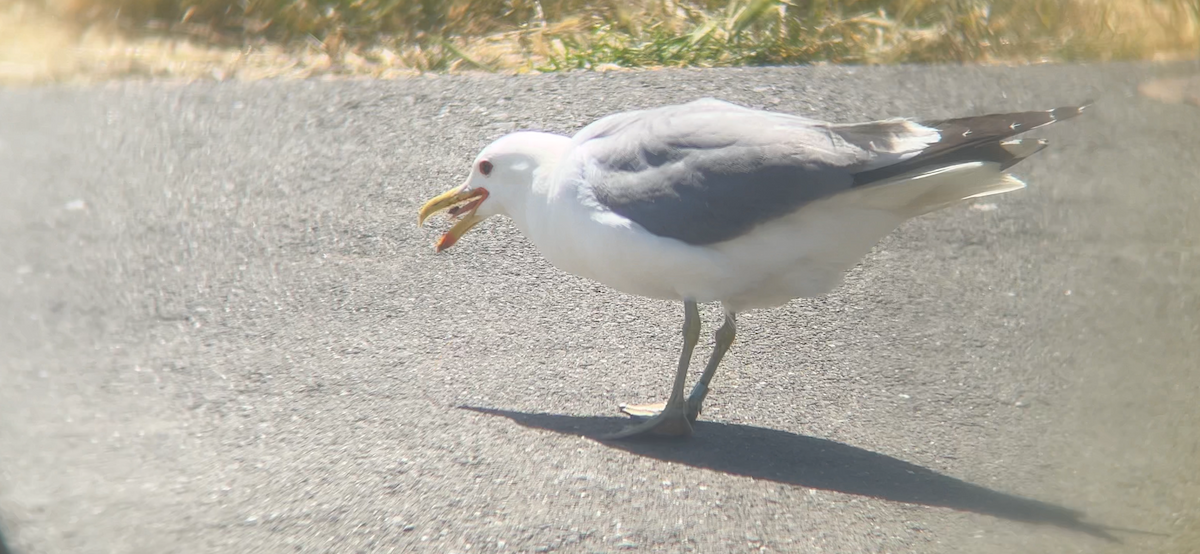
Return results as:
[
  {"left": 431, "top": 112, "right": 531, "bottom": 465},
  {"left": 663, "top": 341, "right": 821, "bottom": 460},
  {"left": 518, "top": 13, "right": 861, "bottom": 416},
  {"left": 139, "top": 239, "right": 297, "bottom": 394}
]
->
[
  {"left": 619, "top": 310, "right": 737, "bottom": 423},
  {"left": 685, "top": 311, "right": 736, "bottom": 421},
  {"left": 606, "top": 300, "right": 701, "bottom": 439}
]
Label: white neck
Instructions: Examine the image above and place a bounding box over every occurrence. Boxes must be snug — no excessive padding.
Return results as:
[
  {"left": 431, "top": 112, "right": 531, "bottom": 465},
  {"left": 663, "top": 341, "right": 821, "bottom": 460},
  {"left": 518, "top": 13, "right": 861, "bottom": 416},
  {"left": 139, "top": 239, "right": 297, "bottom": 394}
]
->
[
  {"left": 488, "top": 132, "right": 673, "bottom": 298},
  {"left": 499, "top": 133, "right": 575, "bottom": 243}
]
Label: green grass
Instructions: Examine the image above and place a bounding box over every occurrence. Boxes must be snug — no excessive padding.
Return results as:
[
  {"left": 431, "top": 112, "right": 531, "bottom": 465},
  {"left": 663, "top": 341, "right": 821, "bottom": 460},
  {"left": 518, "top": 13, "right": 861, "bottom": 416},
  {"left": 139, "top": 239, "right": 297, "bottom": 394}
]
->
[{"left": 28, "top": 0, "right": 1200, "bottom": 72}]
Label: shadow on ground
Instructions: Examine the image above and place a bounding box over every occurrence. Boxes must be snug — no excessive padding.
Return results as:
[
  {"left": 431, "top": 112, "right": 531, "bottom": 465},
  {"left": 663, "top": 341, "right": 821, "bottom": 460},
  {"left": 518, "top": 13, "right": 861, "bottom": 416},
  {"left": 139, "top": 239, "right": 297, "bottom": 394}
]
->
[
  {"left": 0, "top": 520, "right": 11, "bottom": 554},
  {"left": 464, "top": 406, "right": 1117, "bottom": 541}
]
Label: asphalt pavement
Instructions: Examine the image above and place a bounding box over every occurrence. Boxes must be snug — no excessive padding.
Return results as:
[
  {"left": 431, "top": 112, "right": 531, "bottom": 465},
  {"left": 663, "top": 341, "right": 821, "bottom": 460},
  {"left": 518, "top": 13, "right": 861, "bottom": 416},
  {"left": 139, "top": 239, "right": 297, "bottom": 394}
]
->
[{"left": 2, "top": 62, "right": 1198, "bottom": 553}]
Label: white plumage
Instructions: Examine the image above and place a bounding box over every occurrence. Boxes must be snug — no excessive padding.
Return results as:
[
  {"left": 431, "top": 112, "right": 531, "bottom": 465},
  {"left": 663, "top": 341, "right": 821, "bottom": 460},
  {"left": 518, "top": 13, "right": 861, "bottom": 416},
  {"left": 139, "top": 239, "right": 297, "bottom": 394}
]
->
[{"left": 419, "top": 98, "right": 1086, "bottom": 438}]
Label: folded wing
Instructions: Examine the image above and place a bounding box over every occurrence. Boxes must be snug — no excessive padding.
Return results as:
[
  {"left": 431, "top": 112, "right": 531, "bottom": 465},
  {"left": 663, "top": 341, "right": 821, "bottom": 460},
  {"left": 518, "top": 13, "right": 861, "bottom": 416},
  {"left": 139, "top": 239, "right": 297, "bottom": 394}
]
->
[{"left": 575, "top": 98, "right": 1087, "bottom": 246}]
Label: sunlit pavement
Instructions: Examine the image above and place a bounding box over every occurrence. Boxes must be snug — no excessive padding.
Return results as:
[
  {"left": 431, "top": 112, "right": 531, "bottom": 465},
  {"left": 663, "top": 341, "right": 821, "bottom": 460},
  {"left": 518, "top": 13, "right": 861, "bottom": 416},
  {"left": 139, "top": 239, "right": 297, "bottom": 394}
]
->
[{"left": 2, "top": 62, "right": 1198, "bottom": 553}]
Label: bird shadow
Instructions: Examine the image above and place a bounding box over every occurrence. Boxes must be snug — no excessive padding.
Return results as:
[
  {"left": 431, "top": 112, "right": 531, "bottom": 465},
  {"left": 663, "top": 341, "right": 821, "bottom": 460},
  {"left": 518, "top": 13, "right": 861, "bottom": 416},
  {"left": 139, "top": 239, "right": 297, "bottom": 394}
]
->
[
  {"left": 0, "top": 520, "right": 11, "bottom": 554},
  {"left": 463, "top": 406, "right": 1126, "bottom": 542}
]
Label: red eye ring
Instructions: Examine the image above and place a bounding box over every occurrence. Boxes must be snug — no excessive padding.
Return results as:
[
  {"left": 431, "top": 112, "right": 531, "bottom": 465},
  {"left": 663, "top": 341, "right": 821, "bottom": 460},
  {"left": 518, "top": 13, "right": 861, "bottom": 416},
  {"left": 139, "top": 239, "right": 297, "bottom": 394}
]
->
[{"left": 479, "top": 160, "right": 493, "bottom": 176}]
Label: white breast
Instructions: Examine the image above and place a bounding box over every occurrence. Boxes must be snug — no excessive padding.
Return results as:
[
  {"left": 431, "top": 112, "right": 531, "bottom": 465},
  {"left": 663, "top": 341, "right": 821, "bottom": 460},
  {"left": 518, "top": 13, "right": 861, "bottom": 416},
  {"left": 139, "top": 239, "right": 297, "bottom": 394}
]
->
[{"left": 520, "top": 183, "right": 727, "bottom": 302}]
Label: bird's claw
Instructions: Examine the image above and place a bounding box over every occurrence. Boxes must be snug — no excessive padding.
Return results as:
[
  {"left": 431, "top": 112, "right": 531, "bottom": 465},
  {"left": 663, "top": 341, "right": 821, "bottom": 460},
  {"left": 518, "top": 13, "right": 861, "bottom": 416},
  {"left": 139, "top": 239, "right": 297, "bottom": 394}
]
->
[
  {"left": 618, "top": 402, "right": 668, "bottom": 419},
  {"left": 605, "top": 400, "right": 701, "bottom": 439},
  {"left": 619, "top": 400, "right": 702, "bottom": 422},
  {"left": 604, "top": 409, "right": 693, "bottom": 439}
]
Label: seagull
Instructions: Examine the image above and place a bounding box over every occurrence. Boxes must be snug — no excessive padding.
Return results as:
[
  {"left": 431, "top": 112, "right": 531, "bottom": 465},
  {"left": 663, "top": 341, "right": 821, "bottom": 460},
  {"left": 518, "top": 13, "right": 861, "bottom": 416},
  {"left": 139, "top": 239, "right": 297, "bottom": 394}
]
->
[{"left": 418, "top": 98, "right": 1087, "bottom": 439}]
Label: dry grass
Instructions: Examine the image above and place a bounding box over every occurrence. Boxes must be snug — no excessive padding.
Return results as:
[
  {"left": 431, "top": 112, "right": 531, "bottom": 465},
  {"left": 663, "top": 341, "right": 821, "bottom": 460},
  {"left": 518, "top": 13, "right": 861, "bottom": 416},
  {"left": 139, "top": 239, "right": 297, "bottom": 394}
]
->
[{"left": 2, "top": 0, "right": 1198, "bottom": 84}]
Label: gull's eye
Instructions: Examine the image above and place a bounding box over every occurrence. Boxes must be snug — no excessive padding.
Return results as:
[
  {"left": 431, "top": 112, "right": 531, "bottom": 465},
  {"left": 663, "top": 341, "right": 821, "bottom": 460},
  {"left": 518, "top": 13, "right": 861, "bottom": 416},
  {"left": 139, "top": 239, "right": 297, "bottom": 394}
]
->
[{"left": 478, "top": 160, "right": 493, "bottom": 176}]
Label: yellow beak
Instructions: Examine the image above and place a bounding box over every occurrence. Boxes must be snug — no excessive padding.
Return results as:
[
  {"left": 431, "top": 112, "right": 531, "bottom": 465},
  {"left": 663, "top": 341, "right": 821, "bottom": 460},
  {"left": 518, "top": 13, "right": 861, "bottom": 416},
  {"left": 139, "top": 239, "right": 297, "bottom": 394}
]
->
[{"left": 417, "top": 186, "right": 489, "bottom": 252}]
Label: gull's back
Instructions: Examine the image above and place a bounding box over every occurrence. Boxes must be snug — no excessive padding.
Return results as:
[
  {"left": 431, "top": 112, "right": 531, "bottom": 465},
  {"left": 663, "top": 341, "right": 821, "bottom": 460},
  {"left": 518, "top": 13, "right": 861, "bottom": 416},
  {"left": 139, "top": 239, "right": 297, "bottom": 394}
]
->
[{"left": 558, "top": 98, "right": 1086, "bottom": 310}]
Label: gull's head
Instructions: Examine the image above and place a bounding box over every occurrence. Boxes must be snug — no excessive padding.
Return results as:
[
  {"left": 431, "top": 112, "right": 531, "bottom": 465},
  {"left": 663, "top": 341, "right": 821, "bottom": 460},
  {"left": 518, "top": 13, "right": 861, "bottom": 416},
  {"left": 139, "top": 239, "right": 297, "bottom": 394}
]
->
[{"left": 418, "top": 131, "right": 568, "bottom": 252}]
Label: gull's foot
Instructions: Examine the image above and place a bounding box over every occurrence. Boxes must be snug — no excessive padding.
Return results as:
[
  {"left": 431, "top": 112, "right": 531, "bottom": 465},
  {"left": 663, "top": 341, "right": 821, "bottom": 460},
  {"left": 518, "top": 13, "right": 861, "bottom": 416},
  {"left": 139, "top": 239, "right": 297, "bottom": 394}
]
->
[
  {"left": 604, "top": 405, "right": 693, "bottom": 439},
  {"left": 619, "top": 400, "right": 701, "bottom": 422},
  {"left": 605, "top": 400, "right": 704, "bottom": 439},
  {"left": 618, "top": 401, "right": 667, "bottom": 419}
]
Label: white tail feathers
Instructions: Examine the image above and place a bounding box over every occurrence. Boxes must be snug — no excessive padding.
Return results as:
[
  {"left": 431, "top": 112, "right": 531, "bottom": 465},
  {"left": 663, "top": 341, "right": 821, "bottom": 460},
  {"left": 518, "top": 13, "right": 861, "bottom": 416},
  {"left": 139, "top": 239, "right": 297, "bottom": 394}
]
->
[{"left": 836, "top": 161, "right": 1026, "bottom": 218}]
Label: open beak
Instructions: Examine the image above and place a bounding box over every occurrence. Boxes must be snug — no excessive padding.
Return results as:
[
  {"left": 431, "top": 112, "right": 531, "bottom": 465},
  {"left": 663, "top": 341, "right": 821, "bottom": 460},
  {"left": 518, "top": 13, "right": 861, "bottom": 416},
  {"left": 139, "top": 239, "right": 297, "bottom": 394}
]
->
[{"left": 417, "top": 185, "right": 489, "bottom": 252}]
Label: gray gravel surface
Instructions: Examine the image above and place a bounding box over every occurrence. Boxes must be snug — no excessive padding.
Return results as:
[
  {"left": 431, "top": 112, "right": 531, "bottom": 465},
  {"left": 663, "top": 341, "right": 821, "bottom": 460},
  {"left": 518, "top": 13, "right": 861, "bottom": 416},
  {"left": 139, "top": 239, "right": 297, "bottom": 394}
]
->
[{"left": 2, "top": 63, "right": 1198, "bottom": 554}]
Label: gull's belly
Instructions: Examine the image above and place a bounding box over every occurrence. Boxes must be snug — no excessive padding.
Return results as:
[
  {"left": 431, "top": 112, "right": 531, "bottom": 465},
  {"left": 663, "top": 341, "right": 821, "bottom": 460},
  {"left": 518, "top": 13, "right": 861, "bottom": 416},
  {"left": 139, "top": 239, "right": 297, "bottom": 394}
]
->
[
  {"left": 571, "top": 205, "right": 904, "bottom": 310},
  {"left": 524, "top": 191, "right": 906, "bottom": 310},
  {"left": 532, "top": 211, "right": 738, "bottom": 302},
  {"left": 556, "top": 222, "right": 846, "bottom": 310}
]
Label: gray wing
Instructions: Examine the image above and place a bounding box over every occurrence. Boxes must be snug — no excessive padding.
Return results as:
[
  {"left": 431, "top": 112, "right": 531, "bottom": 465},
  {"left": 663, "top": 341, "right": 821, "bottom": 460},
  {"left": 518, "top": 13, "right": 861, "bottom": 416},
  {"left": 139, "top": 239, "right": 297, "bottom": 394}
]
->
[{"left": 571, "top": 98, "right": 939, "bottom": 245}]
